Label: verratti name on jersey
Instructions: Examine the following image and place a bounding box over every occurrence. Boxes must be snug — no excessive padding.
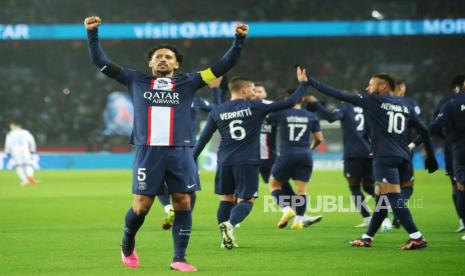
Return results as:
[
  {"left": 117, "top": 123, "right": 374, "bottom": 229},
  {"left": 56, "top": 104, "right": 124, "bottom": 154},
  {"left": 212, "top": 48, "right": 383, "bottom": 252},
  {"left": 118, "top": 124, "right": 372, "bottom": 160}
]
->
[
  {"left": 219, "top": 108, "right": 252, "bottom": 120},
  {"left": 380, "top": 102, "right": 409, "bottom": 114}
]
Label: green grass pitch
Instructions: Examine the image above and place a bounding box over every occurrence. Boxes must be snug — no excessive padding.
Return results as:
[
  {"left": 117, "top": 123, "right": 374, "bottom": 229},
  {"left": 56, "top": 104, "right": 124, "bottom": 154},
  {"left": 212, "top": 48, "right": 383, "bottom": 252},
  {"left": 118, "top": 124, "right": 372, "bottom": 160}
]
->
[{"left": 1, "top": 169, "right": 464, "bottom": 275}]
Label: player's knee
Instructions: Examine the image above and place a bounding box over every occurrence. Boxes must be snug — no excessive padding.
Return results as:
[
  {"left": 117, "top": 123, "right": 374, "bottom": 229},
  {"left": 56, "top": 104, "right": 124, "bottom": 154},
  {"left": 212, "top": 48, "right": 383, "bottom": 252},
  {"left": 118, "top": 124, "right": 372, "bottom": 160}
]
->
[
  {"left": 133, "top": 205, "right": 150, "bottom": 216},
  {"left": 269, "top": 177, "right": 282, "bottom": 191},
  {"left": 172, "top": 193, "right": 191, "bottom": 210},
  {"left": 401, "top": 180, "right": 414, "bottom": 189},
  {"left": 220, "top": 194, "right": 235, "bottom": 202},
  {"left": 238, "top": 197, "right": 255, "bottom": 203}
]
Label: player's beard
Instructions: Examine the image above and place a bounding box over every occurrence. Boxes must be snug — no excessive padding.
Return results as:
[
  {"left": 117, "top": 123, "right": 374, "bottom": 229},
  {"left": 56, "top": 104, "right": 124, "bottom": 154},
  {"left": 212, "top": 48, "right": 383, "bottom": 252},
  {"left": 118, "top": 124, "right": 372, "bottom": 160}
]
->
[{"left": 154, "top": 68, "right": 173, "bottom": 78}]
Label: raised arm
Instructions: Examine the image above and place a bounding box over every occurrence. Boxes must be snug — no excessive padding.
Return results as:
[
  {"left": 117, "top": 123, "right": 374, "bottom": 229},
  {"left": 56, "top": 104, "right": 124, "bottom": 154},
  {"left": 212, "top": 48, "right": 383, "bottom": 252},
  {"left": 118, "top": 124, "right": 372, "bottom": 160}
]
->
[
  {"left": 84, "top": 16, "right": 129, "bottom": 86},
  {"left": 193, "top": 114, "right": 218, "bottom": 160},
  {"left": 306, "top": 96, "right": 343, "bottom": 123},
  {"left": 264, "top": 67, "right": 308, "bottom": 113},
  {"left": 198, "top": 24, "right": 248, "bottom": 86},
  {"left": 307, "top": 76, "right": 366, "bottom": 108}
]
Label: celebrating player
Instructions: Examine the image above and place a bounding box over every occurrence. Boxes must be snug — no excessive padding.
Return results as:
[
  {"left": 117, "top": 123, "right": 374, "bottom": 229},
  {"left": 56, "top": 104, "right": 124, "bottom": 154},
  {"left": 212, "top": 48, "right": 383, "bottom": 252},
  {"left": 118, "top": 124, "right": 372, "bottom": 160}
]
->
[
  {"left": 193, "top": 67, "right": 309, "bottom": 249},
  {"left": 267, "top": 91, "right": 323, "bottom": 230},
  {"left": 430, "top": 77, "right": 465, "bottom": 241},
  {"left": 306, "top": 95, "right": 374, "bottom": 228},
  {"left": 4, "top": 122, "right": 38, "bottom": 187},
  {"left": 252, "top": 84, "right": 296, "bottom": 203},
  {"left": 159, "top": 78, "right": 226, "bottom": 230},
  {"left": 432, "top": 75, "right": 465, "bottom": 233},
  {"left": 307, "top": 72, "right": 438, "bottom": 250},
  {"left": 84, "top": 16, "right": 248, "bottom": 272},
  {"left": 391, "top": 79, "right": 422, "bottom": 228}
]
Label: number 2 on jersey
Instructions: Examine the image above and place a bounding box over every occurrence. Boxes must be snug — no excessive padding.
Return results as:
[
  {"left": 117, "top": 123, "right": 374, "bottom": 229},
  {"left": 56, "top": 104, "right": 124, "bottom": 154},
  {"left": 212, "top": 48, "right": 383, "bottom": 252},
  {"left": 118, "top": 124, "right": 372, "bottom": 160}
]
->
[{"left": 354, "top": 113, "right": 365, "bottom": 131}]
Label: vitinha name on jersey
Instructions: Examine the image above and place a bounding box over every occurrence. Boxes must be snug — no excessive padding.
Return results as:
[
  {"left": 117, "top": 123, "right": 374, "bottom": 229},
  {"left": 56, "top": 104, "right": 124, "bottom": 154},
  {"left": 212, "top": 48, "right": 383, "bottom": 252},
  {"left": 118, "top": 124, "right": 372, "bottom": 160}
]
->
[
  {"left": 380, "top": 102, "right": 409, "bottom": 113},
  {"left": 219, "top": 108, "right": 252, "bottom": 120},
  {"left": 286, "top": 116, "right": 309, "bottom": 123},
  {"left": 143, "top": 91, "right": 180, "bottom": 105}
]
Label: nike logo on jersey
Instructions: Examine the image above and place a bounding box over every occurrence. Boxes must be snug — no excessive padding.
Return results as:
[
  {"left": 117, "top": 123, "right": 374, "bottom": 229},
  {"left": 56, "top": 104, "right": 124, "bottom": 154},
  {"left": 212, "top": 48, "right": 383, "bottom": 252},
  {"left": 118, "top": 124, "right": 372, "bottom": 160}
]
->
[
  {"left": 461, "top": 104, "right": 465, "bottom": 111},
  {"left": 187, "top": 184, "right": 197, "bottom": 189}
]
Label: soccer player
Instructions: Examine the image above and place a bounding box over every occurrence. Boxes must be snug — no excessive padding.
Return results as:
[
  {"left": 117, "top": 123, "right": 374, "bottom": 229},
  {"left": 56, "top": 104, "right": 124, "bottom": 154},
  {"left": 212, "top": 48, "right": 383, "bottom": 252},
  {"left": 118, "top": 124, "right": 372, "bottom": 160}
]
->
[
  {"left": 305, "top": 95, "right": 374, "bottom": 228},
  {"left": 431, "top": 75, "right": 465, "bottom": 233},
  {"left": 391, "top": 79, "right": 421, "bottom": 228},
  {"left": 85, "top": 16, "right": 248, "bottom": 271},
  {"left": 253, "top": 84, "right": 296, "bottom": 198},
  {"left": 159, "top": 79, "right": 226, "bottom": 230},
  {"left": 306, "top": 72, "right": 438, "bottom": 250},
  {"left": 193, "top": 67, "right": 309, "bottom": 249},
  {"left": 4, "top": 122, "right": 38, "bottom": 186},
  {"left": 267, "top": 90, "right": 323, "bottom": 230},
  {"left": 430, "top": 78, "right": 465, "bottom": 241}
]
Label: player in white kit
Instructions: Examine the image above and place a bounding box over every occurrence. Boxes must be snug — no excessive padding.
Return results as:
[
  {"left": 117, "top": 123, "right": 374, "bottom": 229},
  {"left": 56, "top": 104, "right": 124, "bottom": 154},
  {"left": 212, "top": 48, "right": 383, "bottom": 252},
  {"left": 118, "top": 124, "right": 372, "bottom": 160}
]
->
[{"left": 4, "top": 122, "right": 38, "bottom": 186}]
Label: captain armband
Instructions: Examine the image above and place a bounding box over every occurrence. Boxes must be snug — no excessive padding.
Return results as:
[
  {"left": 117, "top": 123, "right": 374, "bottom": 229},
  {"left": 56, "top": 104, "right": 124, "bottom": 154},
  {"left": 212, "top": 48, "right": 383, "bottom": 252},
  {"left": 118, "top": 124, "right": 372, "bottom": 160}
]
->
[{"left": 199, "top": 68, "right": 217, "bottom": 85}]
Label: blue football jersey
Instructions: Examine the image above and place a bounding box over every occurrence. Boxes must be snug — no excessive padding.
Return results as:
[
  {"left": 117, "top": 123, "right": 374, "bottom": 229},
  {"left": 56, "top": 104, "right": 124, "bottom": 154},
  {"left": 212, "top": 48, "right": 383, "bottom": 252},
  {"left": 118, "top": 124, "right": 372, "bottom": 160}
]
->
[
  {"left": 312, "top": 102, "right": 370, "bottom": 159},
  {"left": 87, "top": 28, "right": 244, "bottom": 147},
  {"left": 193, "top": 83, "right": 308, "bottom": 165},
  {"left": 431, "top": 93, "right": 465, "bottom": 153},
  {"left": 308, "top": 78, "right": 434, "bottom": 161},
  {"left": 267, "top": 108, "right": 320, "bottom": 154}
]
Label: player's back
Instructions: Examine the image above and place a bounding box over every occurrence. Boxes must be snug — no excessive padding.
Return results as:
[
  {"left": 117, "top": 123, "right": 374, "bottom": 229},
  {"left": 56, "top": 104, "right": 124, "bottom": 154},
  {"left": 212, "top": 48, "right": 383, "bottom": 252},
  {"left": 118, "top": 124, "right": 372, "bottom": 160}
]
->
[
  {"left": 363, "top": 94, "right": 418, "bottom": 160},
  {"left": 337, "top": 103, "right": 371, "bottom": 159},
  {"left": 6, "top": 129, "right": 34, "bottom": 155},
  {"left": 210, "top": 99, "right": 268, "bottom": 165},
  {"left": 269, "top": 108, "right": 320, "bottom": 155},
  {"left": 442, "top": 93, "right": 465, "bottom": 148}
]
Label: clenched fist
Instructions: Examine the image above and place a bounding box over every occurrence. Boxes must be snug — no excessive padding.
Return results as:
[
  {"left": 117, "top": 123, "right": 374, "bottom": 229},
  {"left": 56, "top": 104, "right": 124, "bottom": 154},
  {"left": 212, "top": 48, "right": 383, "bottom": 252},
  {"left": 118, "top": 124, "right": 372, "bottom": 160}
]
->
[
  {"left": 84, "top": 16, "right": 102, "bottom": 30},
  {"left": 235, "top": 23, "right": 249, "bottom": 37}
]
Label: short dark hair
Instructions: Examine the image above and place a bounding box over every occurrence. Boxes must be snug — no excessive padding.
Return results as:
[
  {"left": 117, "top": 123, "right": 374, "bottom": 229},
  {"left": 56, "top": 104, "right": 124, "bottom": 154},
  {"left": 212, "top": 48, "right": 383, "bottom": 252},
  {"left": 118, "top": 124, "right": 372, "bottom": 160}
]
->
[
  {"left": 373, "top": 73, "right": 396, "bottom": 91},
  {"left": 395, "top": 78, "right": 406, "bottom": 86},
  {"left": 228, "top": 76, "right": 253, "bottom": 92},
  {"left": 146, "top": 45, "right": 184, "bottom": 65},
  {"left": 254, "top": 82, "right": 264, "bottom": 87},
  {"left": 451, "top": 74, "right": 465, "bottom": 90}
]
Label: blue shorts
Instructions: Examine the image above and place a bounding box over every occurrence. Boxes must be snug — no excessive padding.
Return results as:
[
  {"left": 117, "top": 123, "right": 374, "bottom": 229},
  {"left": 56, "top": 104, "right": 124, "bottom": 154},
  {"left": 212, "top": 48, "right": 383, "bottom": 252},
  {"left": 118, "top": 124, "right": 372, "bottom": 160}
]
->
[
  {"left": 453, "top": 151, "right": 465, "bottom": 184},
  {"left": 271, "top": 152, "right": 313, "bottom": 183},
  {"left": 132, "top": 146, "right": 200, "bottom": 196},
  {"left": 373, "top": 157, "right": 412, "bottom": 184},
  {"left": 343, "top": 158, "right": 373, "bottom": 179},
  {"left": 215, "top": 165, "right": 259, "bottom": 199},
  {"left": 259, "top": 158, "right": 275, "bottom": 184}
]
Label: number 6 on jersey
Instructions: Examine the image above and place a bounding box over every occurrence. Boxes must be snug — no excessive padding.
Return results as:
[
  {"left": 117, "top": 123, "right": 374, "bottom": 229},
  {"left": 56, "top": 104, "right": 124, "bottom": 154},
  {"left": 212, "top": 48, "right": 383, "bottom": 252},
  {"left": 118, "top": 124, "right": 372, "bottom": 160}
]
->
[{"left": 229, "top": 120, "right": 246, "bottom": 140}]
